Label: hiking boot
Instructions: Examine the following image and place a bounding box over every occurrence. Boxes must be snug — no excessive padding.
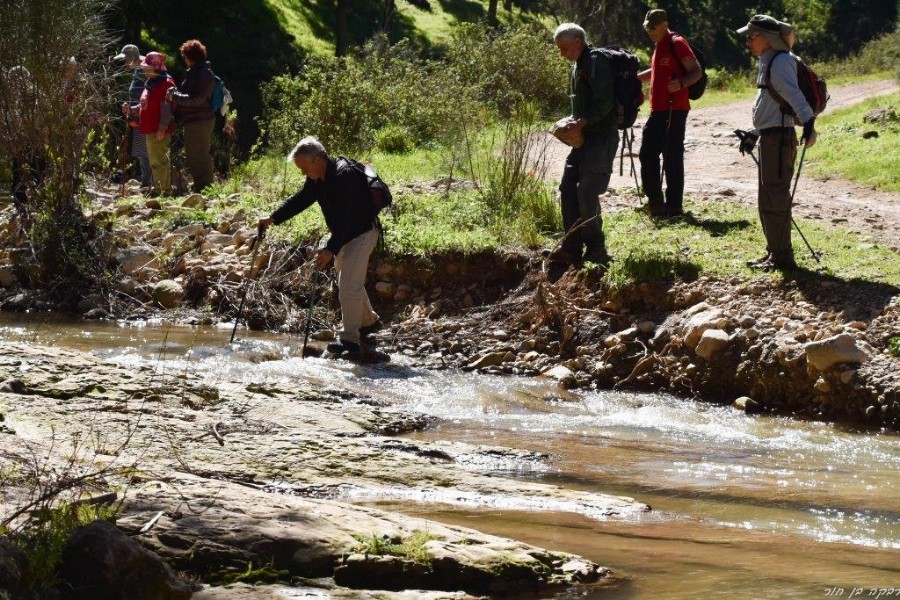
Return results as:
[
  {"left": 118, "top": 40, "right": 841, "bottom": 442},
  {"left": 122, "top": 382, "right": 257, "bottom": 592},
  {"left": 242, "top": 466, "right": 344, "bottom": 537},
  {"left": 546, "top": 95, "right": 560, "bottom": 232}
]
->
[
  {"left": 645, "top": 197, "right": 666, "bottom": 216},
  {"left": 583, "top": 248, "right": 612, "bottom": 267},
  {"left": 768, "top": 258, "right": 799, "bottom": 271},
  {"left": 547, "top": 248, "right": 579, "bottom": 265},
  {"left": 749, "top": 256, "right": 798, "bottom": 272},
  {"left": 746, "top": 252, "right": 771, "bottom": 267},
  {"left": 360, "top": 319, "right": 384, "bottom": 338},
  {"left": 326, "top": 340, "right": 361, "bottom": 355}
]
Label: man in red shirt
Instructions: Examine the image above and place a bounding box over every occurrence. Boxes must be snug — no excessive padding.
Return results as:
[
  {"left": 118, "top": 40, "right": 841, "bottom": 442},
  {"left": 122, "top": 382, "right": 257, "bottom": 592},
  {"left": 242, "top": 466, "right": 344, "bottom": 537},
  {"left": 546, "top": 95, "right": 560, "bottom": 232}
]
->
[{"left": 638, "top": 9, "right": 703, "bottom": 218}]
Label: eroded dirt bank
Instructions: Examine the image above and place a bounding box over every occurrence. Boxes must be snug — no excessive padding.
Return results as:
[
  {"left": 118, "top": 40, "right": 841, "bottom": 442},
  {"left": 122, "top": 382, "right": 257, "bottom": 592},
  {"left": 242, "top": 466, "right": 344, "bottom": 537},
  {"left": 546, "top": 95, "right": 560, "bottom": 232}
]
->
[{"left": 364, "top": 252, "right": 899, "bottom": 429}]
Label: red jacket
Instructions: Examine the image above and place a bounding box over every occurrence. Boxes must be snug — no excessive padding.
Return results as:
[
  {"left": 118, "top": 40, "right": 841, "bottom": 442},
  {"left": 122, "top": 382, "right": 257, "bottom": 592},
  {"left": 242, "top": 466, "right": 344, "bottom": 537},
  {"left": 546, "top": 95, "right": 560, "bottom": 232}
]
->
[{"left": 138, "top": 73, "right": 175, "bottom": 135}]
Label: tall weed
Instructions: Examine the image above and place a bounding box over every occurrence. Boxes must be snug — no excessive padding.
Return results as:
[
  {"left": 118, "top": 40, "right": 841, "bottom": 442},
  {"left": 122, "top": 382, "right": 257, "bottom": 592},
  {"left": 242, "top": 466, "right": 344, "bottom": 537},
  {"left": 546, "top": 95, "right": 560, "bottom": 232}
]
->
[{"left": 459, "top": 104, "right": 559, "bottom": 248}]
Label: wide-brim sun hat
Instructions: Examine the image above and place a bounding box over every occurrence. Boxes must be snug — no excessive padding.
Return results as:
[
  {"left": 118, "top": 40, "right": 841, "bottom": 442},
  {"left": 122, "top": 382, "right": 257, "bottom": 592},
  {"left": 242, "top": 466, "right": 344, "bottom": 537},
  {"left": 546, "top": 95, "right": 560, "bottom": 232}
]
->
[
  {"left": 114, "top": 44, "right": 144, "bottom": 63},
  {"left": 736, "top": 14, "right": 791, "bottom": 52}
]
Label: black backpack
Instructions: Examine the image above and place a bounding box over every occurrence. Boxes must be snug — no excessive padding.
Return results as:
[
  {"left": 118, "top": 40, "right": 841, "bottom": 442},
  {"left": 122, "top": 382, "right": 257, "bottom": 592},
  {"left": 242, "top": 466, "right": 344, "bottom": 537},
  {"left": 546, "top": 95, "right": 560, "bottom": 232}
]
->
[
  {"left": 340, "top": 157, "right": 393, "bottom": 215},
  {"left": 668, "top": 34, "right": 707, "bottom": 100},
  {"left": 590, "top": 46, "right": 644, "bottom": 130},
  {"left": 763, "top": 51, "right": 829, "bottom": 125}
]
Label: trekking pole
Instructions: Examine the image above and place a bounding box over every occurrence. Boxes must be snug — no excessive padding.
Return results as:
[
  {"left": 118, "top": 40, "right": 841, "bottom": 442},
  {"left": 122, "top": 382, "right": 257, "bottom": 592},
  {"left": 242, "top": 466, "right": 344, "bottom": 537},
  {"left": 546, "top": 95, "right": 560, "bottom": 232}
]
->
[
  {"left": 229, "top": 226, "right": 265, "bottom": 344},
  {"left": 626, "top": 129, "right": 640, "bottom": 193},
  {"left": 300, "top": 269, "right": 324, "bottom": 358},
  {"left": 788, "top": 143, "right": 821, "bottom": 263}
]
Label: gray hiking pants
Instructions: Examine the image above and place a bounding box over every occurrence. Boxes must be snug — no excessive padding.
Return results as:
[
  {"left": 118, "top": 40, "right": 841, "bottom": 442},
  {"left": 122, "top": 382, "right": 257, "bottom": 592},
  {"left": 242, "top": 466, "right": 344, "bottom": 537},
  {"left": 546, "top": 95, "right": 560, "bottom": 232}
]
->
[{"left": 758, "top": 128, "right": 798, "bottom": 262}]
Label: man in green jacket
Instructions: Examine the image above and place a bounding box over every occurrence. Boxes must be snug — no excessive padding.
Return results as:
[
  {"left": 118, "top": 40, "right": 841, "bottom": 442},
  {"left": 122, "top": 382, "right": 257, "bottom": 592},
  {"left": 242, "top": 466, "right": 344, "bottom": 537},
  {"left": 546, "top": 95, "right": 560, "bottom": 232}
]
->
[{"left": 550, "top": 23, "right": 618, "bottom": 268}]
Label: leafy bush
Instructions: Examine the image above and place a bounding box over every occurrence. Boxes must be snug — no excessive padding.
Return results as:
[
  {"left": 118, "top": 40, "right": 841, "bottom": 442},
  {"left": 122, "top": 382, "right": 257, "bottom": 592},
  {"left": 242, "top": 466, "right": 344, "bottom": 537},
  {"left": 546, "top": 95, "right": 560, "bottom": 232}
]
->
[
  {"left": 257, "top": 23, "right": 569, "bottom": 156},
  {"left": 446, "top": 23, "right": 568, "bottom": 119},
  {"left": 258, "top": 36, "right": 474, "bottom": 157},
  {"left": 705, "top": 67, "right": 755, "bottom": 94},
  {"left": 374, "top": 124, "right": 414, "bottom": 154}
]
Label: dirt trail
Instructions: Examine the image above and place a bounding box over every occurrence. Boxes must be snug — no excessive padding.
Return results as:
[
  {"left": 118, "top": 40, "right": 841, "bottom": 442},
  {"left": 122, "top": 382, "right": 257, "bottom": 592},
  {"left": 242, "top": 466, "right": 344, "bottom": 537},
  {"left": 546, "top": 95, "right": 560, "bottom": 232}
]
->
[{"left": 540, "top": 79, "right": 900, "bottom": 251}]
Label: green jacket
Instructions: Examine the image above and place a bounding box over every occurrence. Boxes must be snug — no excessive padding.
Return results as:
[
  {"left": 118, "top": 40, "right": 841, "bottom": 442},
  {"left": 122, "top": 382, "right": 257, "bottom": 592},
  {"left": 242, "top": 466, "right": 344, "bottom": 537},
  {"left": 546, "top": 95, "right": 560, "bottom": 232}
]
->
[{"left": 571, "top": 46, "right": 616, "bottom": 138}]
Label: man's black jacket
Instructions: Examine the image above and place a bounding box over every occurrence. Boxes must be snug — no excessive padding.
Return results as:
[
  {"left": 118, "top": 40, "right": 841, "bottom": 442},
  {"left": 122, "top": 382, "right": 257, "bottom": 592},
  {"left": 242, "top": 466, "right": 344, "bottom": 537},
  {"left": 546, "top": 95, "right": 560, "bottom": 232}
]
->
[{"left": 270, "top": 157, "right": 374, "bottom": 255}]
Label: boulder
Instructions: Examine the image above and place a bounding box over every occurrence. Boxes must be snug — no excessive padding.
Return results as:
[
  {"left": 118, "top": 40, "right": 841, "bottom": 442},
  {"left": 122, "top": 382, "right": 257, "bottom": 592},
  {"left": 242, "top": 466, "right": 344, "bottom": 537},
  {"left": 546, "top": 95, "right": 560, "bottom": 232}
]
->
[
  {"left": 116, "top": 248, "right": 160, "bottom": 277},
  {"left": 58, "top": 520, "right": 192, "bottom": 600},
  {"left": 0, "top": 266, "right": 17, "bottom": 288},
  {"left": 151, "top": 279, "right": 184, "bottom": 309},
  {"left": 375, "top": 281, "right": 397, "bottom": 300},
  {"left": 182, "top": 193, "right": 205, "bottom": 208},
  {"left": 681, "top": 307, "right": 726, "bottom": 349},
  {"left": 695, "top": 329, "right": 730, "bottom": 358},
  {"left": 466, "top": 352, "right": 508, "bottom": 370},
  {"left": 804, "top": 333, "right": 873, "bottom": 371},
  {"left": 172, "top": 223, "right": 206, "bottom": 237},
  {"left": 0, "top": 538, "right": 33, "bottom": 598}
]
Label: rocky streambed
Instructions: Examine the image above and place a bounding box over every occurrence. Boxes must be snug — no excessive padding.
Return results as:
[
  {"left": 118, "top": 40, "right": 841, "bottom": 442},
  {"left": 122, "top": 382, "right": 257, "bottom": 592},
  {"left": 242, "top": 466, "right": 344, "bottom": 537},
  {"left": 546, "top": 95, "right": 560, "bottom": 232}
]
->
[{"left": 0, "top": 340, "right": 645, "bottom": 597}]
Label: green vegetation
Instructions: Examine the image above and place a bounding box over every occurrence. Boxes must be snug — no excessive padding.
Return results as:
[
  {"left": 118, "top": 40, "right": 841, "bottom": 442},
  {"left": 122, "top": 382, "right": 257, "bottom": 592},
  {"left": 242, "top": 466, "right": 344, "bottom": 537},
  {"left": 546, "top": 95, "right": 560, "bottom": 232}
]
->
[
  {"left": 809, "top": 95, "right": 900, "bottom": 192},
  {"left": 351, "top": 531, "right": 444, "bottom": 564},
  {"left": 889, "top": 337, "right": 900, "bottom": 358},
  {"left": 212, "top": 559, "right": 291, "bottom": 585}
]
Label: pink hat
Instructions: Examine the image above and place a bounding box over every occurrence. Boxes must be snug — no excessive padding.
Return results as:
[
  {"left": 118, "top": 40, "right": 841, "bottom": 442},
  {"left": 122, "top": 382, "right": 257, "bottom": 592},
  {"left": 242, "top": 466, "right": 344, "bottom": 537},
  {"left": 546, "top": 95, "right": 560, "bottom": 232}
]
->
[{"left": 140, "top": 52, "right": 166, "bottom": 71}]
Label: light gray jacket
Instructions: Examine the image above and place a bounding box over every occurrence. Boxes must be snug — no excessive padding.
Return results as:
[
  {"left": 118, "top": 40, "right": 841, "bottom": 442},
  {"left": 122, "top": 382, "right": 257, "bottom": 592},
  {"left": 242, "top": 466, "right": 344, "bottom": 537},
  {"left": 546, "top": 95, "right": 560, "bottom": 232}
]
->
[{"left": 752, "top": 50, "right": 814, "bottom": 130}]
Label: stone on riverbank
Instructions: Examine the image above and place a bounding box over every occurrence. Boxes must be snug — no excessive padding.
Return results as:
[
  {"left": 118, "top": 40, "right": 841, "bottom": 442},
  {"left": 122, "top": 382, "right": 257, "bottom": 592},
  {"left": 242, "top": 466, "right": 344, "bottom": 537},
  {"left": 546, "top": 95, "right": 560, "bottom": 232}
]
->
[{"left": 804, "top": 333, "right": 873, "bottom": 371}]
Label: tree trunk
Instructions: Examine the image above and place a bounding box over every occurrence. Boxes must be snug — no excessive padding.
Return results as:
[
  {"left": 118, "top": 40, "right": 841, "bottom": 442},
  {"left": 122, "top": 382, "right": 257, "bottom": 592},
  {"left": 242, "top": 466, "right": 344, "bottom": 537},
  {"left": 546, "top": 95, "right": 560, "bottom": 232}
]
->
[
  {"left": 383, "top": 0, "right": 396, "bottom": 36},
  {"left": 336, "top": 0, "right": 351, "bottom": 56},
  {"left": 487, "top": 0, "right": 498, "bottom": 27}
]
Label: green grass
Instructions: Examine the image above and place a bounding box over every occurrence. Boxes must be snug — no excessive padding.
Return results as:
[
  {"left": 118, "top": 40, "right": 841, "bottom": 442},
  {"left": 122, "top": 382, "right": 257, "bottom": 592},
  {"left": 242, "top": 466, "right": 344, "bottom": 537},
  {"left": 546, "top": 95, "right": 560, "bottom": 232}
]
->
[
  {"left": 808, "top": 94, "right": 900, "bottom": 192},
  {"left": 351, "top": 531, "right": 444, "bottom": 564},
  {"left": 604, "top": 199, "right": 900, "bottom": 286}
]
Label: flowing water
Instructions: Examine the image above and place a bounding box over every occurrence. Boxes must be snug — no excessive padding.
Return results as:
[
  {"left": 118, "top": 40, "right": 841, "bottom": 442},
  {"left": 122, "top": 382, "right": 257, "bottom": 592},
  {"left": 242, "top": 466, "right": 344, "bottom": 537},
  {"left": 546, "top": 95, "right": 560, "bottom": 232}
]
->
[{"left": 2, "top": 314, "right": 898, "bottom": 599}]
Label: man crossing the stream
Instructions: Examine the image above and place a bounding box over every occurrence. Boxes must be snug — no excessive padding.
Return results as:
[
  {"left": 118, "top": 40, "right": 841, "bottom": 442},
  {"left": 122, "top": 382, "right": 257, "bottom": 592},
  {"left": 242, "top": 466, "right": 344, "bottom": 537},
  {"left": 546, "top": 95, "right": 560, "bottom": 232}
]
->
[{"left": 257, "top": 136, "right": 384, "bottom": 359}]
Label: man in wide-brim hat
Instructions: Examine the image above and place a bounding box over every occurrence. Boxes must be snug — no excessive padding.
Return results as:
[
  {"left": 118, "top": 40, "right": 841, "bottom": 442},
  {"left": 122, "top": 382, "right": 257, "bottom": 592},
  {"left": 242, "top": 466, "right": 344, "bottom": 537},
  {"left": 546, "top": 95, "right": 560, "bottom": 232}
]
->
[{"left": 737, "top": 14, "right": 817, "bottom": 272}]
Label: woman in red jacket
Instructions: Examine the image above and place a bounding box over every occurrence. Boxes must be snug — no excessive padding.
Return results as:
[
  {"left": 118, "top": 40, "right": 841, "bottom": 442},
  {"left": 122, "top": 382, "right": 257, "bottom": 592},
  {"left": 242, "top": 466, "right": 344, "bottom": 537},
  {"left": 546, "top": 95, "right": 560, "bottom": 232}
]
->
[{"left": 136, "top": 52, "right": 175, "bottom": 196}]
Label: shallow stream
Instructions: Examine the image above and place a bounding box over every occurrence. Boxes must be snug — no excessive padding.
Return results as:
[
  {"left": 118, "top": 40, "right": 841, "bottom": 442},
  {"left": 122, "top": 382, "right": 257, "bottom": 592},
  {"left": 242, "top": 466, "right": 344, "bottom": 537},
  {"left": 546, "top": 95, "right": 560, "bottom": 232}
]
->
[{"left": 2, "top": 314, "right": 898, "bottom": 598}]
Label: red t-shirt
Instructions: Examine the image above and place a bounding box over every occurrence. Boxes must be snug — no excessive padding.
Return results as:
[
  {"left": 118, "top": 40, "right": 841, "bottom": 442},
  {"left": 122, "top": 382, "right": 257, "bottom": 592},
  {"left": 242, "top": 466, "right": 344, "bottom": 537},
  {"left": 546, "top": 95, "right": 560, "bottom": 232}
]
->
[{"left": 649, "top": 33, "right": 694, "bottom": 112}]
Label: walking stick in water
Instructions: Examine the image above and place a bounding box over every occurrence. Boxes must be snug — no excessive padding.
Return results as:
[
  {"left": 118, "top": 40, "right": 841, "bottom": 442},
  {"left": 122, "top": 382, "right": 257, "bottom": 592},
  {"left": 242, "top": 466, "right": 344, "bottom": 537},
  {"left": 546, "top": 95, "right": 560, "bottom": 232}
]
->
[
  {"left": 301, "top": 269, "right": 323, "bottom": 358},
  {"left": 229, "top": 226, "right": 265, "bottom": 344}
]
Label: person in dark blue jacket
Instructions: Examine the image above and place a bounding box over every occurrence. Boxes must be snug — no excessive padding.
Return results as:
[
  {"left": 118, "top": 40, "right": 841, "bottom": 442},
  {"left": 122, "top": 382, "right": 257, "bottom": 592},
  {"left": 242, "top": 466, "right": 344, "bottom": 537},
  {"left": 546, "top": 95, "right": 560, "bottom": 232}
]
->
[{"left": 257, "top": 137, "right": 382, "bottom": 356}]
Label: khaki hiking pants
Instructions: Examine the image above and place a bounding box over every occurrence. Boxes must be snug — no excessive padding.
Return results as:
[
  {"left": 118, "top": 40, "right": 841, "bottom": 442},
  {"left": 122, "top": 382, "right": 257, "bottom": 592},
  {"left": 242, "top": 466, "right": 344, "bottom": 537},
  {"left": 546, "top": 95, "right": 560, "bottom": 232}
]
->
[
  {"left": 334, "top": 226, "right": 379, "bottom": 345},
  {"left": 758, "top": 129, "right": 798, "bottom": 262},
  {"left": 145, "top": 133, "right": 172, "bottom": 195}
]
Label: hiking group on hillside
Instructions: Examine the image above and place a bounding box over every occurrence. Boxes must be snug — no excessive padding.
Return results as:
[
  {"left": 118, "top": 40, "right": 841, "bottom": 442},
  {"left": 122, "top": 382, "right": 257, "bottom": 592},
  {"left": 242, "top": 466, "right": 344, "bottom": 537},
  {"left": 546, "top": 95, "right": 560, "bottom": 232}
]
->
[{"left": 118, "top": 39, "right": 222, "bottom": 197}]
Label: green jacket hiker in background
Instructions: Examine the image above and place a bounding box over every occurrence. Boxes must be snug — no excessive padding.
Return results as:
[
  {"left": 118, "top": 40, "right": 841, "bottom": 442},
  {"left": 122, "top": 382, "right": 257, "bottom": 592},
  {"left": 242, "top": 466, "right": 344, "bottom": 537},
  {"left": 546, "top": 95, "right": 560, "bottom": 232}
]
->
[{"left": 550, "top": 23, "right": 618, "bottom": 269}]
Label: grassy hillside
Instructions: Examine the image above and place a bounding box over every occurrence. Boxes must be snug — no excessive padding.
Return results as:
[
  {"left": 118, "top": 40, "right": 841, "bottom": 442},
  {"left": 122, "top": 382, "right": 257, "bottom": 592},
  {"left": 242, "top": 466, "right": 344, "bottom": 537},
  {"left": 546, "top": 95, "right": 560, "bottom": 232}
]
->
[{"left": 118, "top": 0, "right": 545, "bottom": 151}]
